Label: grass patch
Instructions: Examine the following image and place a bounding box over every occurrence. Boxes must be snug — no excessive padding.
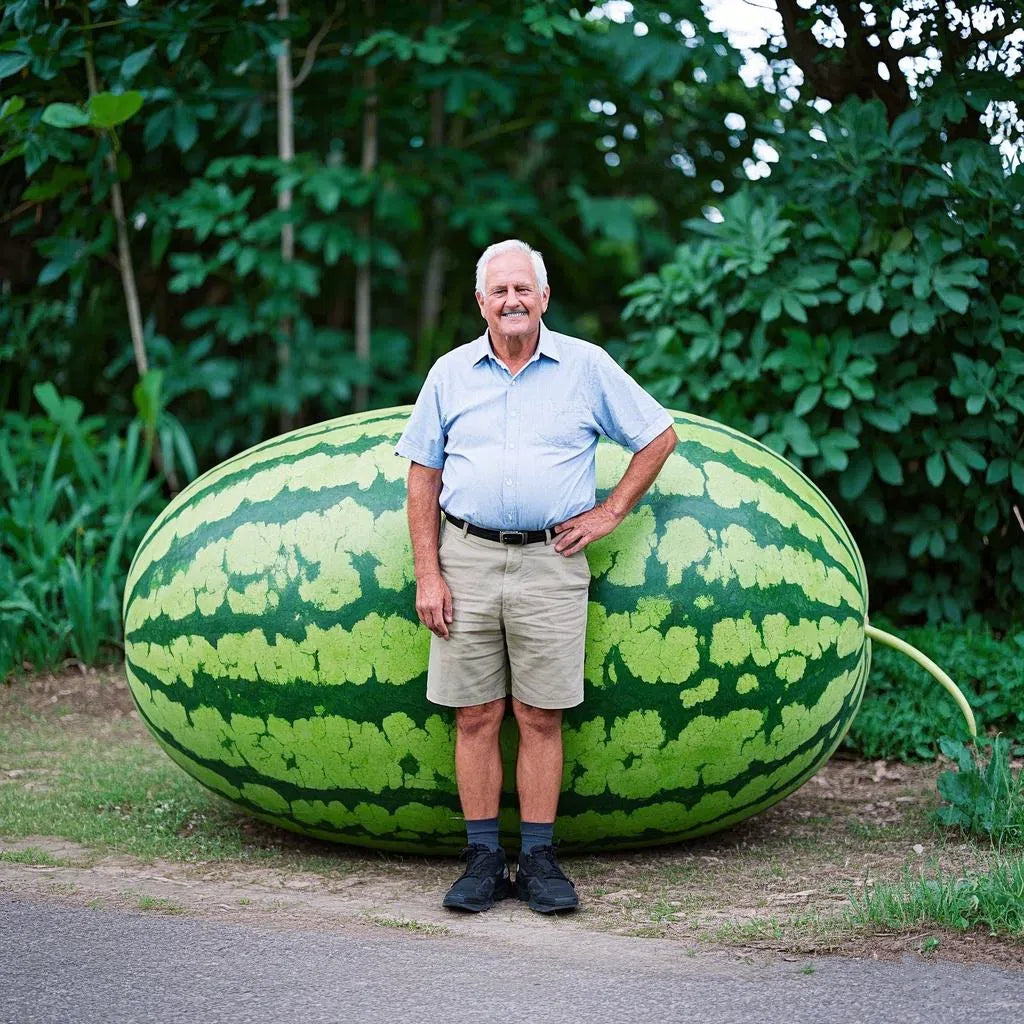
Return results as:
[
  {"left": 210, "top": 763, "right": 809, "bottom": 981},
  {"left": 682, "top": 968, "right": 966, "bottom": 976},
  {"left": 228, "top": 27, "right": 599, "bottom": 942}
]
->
[
  {"left": 135, "top": 894, "right": 186, "bottom": 915},
  {"left": 0, "top": 717, "right": 355, "bottom": 868},
  {"left": 848, "top": 856, "right": 1024, "bottom": 937},
  {"left": 366, "top": 915, "right": 452, "bottom": 936},
  {"left": 0, "top": 846, "right": 72, "bottom": 866}
]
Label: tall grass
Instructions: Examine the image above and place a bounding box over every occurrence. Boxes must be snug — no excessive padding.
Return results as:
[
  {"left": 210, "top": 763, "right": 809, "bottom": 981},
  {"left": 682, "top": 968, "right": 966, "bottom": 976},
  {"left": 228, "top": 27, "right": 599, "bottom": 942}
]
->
[
  {"left": 0, "top": 384, "right": 165, "bottom": 677},
  {"left": 848, "top": 858, "right": 1024, "bottom": 937}
]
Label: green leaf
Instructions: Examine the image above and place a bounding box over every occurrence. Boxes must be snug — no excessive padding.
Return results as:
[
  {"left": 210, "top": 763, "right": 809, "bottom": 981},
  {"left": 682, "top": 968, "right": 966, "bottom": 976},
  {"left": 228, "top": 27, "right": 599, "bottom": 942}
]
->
[
  {"left": 33, "top": 382, "right": 83, "bottom": 427},
  {"left": 890, "top": 310, "right": 910, "bottom": 337},
  {"left": 1, "top": 95, "right": 25, "bottom": 120},
  {"left": 945, "top": 452, "right": 970, "bottom": 485},
  {"left": 839, "top": 449, "right": 873, "bottom": 500},
  {"left": 874, "top": 446, "right": 904, "bottom": 485},
  {"left": 87, "top": 91, "right": 144, "bottom": 128},
  {"left": 965, "top": 394, "right": 985, "bottom": 414},
  {"left": 1012, "top": 462, "right": 1024, "bottom": 495},
  {"left": 986, "top": 459, "right": 1009, "bottom": 484},
  {"left": 41, "top": 102, "right": 90, "bottom": 129},
  {"left": 172, "top": 104, "right": 199, "bottom": 151},
  {"left": 0, "top": 53, "right": 30, "bottom": 80},
  {"left": 781, "top": 292, "right": 807, "bottom": 322},
  {"left": 133, "top": 369, "right": 164, "bottom": 430},
  {"left": 121, "top": 45, "right": 156, "bottom": 82},
  {"left": 935, "top": 284, "right": 970, "bottom": 314},
  {"left": 793, "top": 384, "right": 821, "bottom": 417},
  {"left": 925, "top": 452, "right": 946, "bottom": 487}
]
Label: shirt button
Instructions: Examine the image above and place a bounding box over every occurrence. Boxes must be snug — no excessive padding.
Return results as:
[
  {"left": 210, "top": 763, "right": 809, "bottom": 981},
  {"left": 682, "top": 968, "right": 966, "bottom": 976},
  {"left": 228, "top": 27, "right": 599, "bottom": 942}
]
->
[{"left": 505, "top": 477, "right": 513, "bottom": 485}]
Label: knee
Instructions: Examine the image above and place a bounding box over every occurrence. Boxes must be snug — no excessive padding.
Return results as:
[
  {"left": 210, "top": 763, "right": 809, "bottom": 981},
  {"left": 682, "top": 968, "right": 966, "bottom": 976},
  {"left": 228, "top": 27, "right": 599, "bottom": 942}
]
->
[
  {"left": 455, "top": 699, "right": 505, "bottom": 739},
  {"left": 512, "top": 700, "right": 562, "bottom": 738}
]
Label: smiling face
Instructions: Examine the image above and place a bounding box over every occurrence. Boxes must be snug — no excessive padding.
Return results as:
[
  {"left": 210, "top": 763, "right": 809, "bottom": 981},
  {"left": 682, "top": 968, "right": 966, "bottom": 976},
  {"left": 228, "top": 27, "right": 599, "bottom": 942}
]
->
[{"left": 475, "top": 249, "right": 550, "bottom": 349}]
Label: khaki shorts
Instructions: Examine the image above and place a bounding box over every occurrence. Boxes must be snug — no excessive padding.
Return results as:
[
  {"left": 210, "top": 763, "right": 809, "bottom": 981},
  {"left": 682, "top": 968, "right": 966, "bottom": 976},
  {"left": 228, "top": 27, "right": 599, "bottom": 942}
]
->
[{"left": 427, "top": 521, "right": 591, "bottom": 710}]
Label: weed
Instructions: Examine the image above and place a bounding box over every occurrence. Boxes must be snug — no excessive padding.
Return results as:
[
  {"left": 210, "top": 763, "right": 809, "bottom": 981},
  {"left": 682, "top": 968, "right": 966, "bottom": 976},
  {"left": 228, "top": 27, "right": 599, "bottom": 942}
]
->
[
  {"left": 238, "top": 897, "right": 252, "bottom": 906},
  {"left": 136, "top": 894, "right": 186, "bottom": 914},
  {"left": 0, "top": 847, "right": 69, "bottom": 866},
  {"left": 934, "top": 737, "right": 1024, "bottom": 846},
  {"left": 800, "top": 964, "right": 816, "bottom": 975},
  {"left": 649, "top": 897, "right": 680, "bottom": 924},
  {"left": 847, "top": 856, "right": 1024, "bottom": 936},
  {"left": 920, "top": 936, "right": 941, "bottom": 953},
  {"left": 366, "top": 916, "right": 451, "bottom": 936}
]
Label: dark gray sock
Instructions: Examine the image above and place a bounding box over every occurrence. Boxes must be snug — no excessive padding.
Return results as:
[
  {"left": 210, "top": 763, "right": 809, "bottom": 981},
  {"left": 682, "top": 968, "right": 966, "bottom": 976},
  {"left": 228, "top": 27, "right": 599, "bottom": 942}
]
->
[
  {"left": 465, "top": 817, "right": 501, "bottom": 852},
  {"left": 520, "top": 820, "right": 554, "bottom": 855}
]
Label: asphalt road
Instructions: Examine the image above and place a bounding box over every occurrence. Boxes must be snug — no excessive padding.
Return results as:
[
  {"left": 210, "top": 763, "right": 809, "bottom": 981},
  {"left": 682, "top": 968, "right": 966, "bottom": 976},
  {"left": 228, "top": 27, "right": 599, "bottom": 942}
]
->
[{"left": 2, "top": 894, "right": 1022, "bottom": 1024}]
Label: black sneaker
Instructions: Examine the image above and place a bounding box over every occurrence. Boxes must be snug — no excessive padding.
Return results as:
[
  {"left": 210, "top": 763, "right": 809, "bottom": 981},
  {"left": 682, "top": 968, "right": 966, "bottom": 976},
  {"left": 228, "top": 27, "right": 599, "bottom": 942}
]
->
[
  {"left": 442, "top": 845, "right": 512, "bottom": 912},
  {"left": 515, "top": 845, "right": 579, "bottom": 913}
]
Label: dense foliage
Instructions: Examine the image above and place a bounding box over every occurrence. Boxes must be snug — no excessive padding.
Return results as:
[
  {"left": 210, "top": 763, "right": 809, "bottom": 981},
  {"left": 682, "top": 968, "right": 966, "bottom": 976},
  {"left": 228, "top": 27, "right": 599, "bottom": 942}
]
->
[
  {"left": 1, "top": 0, "right": 1020, "bottom": 680},
  {"left": 618, "top": 3, "right": 1023, "bottom": 623},
  {"left": 845, "top": 619, "right": 1024, "bottom": 761},
  {"left": 1, "top": 0, "right": 764, "bottom": 456}
]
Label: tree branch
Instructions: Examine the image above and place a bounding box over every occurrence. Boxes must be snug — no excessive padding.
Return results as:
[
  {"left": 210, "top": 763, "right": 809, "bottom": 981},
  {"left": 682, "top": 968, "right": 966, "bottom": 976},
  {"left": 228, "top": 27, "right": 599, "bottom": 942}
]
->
[{"left": 292, "top": 1, "right": 344, "bottom": 90}]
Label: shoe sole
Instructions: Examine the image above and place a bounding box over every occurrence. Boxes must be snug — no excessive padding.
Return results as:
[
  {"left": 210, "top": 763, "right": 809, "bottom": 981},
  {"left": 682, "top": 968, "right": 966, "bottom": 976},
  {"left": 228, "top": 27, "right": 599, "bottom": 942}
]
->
[
  {"left": 442, "top": 880, "right": 512, "bottom": 913},
  {"left": 515, "top": 882, "right": 579, "bottom": 913}
]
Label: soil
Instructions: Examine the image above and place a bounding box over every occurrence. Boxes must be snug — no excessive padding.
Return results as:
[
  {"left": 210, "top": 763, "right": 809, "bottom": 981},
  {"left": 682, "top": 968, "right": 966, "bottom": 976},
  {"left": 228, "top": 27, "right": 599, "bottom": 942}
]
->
[{"left": 2, "top": 666, "right": 1022, "bottom": 972}]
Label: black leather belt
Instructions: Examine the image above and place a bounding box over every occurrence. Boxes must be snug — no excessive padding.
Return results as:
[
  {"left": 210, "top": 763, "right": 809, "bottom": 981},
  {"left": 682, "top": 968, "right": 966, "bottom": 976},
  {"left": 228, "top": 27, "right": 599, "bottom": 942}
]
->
[{"left": 444, "top": 512, "right": 552, "bottom": 546}]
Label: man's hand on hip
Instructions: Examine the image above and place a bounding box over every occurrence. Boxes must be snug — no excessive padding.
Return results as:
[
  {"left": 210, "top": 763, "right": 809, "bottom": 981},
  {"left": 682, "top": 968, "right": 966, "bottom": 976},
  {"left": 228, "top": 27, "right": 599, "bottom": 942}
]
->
[
  {"left": 552, "top": 504, "right": 623, "bottom": 556},
  {"left": 416, "top": 572, "right": 454, "bottom": 638}
]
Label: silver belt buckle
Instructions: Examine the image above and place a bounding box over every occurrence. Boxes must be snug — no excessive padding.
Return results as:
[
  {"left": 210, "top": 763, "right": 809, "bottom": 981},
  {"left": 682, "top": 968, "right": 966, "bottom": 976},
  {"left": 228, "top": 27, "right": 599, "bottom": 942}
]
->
[{"left": 499, "top": 530, "right": 526, "bottom": 545}]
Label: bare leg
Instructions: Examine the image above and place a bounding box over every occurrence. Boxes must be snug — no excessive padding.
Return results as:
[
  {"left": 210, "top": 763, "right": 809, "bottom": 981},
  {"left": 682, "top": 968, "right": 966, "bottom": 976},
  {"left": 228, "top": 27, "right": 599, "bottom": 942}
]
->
[
  {"left": 454, "top": 699, "right": 506, "bottom": 819},
  {"left": 512, "top": 698, "right": 563, "bottom": 822}
]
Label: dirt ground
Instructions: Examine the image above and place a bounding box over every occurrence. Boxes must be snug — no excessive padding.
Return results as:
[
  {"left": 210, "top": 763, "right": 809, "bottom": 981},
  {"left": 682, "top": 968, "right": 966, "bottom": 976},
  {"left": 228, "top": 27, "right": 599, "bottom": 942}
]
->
[{"left": 2, "top": 666, "right": 1021, "bottom": 971}]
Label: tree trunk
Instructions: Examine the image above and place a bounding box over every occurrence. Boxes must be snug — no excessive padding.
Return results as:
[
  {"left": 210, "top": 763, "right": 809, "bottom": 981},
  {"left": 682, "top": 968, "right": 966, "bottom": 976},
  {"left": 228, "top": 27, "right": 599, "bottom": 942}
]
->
[
  {"left": 83, "top": 47, "right": 147, "bottom": 381},
  {"left": 416, "top": 0, "right": 448, "bottom": 376},
  {"left": 354, "top": 0, "right": 378, "bottom": 412},
  {"left": 276, "top": 0, "right": 296, "bottom": 431}
]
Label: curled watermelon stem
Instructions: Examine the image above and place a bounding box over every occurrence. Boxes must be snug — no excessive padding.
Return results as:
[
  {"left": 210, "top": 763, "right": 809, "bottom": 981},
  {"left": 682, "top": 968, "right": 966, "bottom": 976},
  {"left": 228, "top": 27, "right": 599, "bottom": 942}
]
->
[{"left": 864, "top": 623, "right": 977, "bottom": 739}]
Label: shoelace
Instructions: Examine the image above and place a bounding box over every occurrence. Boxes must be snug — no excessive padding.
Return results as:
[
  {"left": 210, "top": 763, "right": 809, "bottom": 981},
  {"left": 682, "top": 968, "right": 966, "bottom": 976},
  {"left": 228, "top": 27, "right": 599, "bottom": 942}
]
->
[
  {"left": 524, "top": 846, "right": 570, "bottom": 881},
  {"left": 460, "top": 845, "right": 503, "bottom": 876}
]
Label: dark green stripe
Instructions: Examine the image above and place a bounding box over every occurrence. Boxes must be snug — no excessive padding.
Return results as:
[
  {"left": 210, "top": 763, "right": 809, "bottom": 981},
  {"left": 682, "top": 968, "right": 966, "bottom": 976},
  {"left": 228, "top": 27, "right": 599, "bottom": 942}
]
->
[
  {"left": 126, "top": 655, "right": 432, "bottom": 732},
  {"left": 671, "top": 436, "right": 861, "bottom": 589},
  {"left": 126, "top": 474, "right": 408, "bottom": 609},
  {"left": 132, "top": 690, "right": 461, "bottom": 811},
  {"left": 128, "top": 416, "right": 408, "bottom": 581},
  {"left": 670, "top": 414, "right": 865, "bottom": 594}
]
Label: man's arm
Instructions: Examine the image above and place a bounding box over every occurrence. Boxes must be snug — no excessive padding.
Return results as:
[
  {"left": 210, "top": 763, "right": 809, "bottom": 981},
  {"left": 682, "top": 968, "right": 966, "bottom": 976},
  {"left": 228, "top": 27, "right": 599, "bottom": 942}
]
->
[
  {"left": 407, "top": 461, "right": 453, "bottom": 638},
  {"left": 552, "top": 425, "right": 678, "bottom": 556}
]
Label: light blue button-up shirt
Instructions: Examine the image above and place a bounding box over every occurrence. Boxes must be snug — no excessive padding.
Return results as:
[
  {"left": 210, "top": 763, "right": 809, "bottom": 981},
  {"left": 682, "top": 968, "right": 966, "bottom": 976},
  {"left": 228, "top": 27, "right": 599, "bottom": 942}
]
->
[{"left": 395, "top": 324, "right": 672, "bottom": 531}]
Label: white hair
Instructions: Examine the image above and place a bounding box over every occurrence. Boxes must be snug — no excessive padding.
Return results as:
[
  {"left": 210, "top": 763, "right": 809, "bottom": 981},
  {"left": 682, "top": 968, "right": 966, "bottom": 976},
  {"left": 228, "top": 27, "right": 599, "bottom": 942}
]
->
[{"left": 475, "top": 239, "right": 548, "bottom": 295}]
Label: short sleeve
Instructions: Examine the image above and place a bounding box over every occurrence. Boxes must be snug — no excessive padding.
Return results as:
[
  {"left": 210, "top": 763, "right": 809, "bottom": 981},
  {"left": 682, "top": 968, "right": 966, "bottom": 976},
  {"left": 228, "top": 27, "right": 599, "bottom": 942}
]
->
[
  {"left": 591, "top": 350, "right": 673, "bottom": 452},
  {"left": 395, "top": 367, "right": 446, "bottom": 468}
]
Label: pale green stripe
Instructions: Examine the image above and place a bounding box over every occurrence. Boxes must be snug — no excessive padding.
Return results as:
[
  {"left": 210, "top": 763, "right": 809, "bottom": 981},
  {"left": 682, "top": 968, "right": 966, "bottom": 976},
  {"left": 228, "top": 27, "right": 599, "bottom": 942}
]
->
[{"left": 127, "top": 437, "right": 408, "bottom": 597}]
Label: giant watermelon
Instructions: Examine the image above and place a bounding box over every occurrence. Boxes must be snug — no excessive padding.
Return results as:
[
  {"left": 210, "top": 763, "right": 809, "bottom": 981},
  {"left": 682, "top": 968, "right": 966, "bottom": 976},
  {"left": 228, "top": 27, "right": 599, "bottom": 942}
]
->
[{"left": 122, "top": 407, "right": 972, "bottom": 853}]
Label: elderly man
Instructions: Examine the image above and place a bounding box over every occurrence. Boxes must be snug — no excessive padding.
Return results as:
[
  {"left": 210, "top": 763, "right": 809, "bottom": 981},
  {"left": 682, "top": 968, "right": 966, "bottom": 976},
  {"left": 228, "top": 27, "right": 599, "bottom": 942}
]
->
[{"left": 396, "top": 239, "right": 676, "bottom": 913}]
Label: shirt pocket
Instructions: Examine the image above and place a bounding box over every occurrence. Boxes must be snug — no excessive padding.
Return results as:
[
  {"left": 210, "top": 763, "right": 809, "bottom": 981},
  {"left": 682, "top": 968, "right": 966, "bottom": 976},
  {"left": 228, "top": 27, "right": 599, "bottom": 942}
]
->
[{"left": 531, "top": 401, "right": 593, "bottom": 448}]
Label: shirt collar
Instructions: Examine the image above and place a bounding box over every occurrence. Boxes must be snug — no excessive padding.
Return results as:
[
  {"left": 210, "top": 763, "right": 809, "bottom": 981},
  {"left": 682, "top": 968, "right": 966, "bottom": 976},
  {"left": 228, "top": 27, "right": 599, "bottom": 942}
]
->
[{"left": 471, "top": 321, "right": 561, "bottom": 366}]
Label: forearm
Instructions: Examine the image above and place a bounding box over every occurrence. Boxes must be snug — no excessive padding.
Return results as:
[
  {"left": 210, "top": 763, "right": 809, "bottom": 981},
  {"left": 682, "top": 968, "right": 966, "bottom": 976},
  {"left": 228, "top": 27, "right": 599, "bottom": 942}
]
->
[
  {"left": 406, "top": 463, "right": 444, "bottom": 578},
  {"left": 601, "top": 425, "right": 678, "bottom": 522}
]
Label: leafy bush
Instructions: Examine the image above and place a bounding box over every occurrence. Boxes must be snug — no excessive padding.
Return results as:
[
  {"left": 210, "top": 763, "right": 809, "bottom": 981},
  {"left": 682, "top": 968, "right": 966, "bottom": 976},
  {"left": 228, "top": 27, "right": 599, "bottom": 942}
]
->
[
  {"left": 934, "top": 737, "right": 1024, "bottom": 847},
  {"left": 618, "top": 97, "right": 1024, "bottom": 623},
  {"left": 845, "top": 619, "right": 1024, "bottom": 761},
  {"left": 0, "top": 384, "right": 164, "bottom": 677}
]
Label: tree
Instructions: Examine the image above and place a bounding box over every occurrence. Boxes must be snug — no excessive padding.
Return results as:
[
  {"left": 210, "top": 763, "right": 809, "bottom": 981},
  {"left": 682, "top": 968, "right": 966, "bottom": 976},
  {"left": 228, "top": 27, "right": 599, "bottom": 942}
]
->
[{"left": 618, "top": 1, "right": 1024, "bottom": 622}]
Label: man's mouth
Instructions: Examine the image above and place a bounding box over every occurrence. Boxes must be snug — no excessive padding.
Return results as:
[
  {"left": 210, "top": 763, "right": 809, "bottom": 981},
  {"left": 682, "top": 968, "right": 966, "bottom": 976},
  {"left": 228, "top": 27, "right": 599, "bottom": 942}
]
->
[{"left": 502, "top": 311, "right": 528, "bottom": 319}]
